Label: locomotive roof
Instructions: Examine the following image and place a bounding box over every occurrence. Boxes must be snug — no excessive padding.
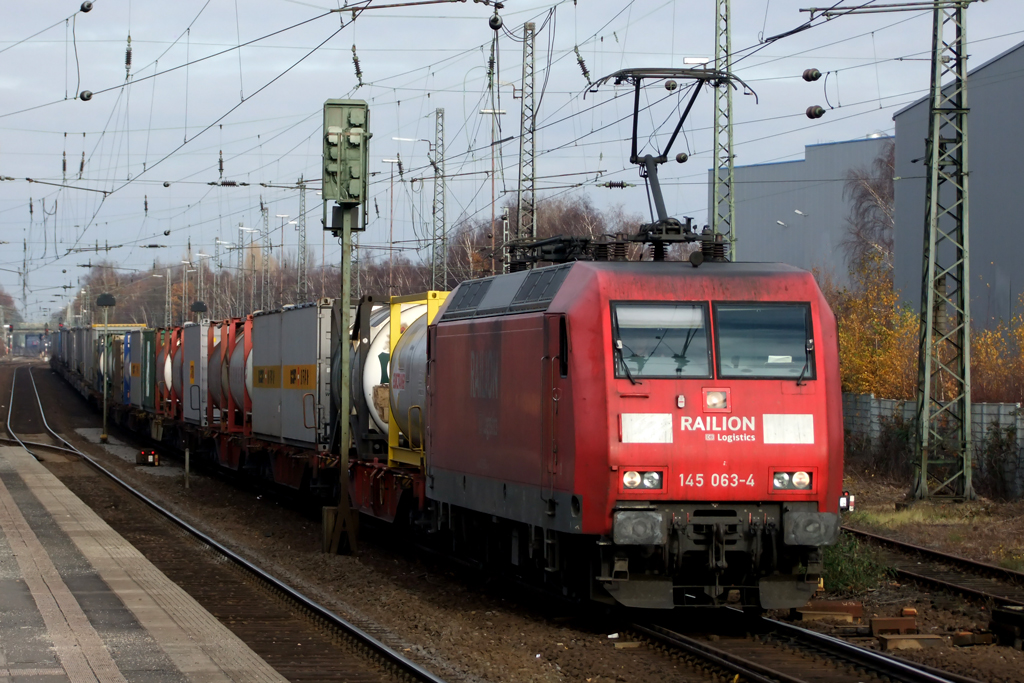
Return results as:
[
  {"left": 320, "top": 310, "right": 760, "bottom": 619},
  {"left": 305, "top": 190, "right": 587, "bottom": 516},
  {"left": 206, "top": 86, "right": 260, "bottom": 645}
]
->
[{"left": 438, "top": 260, "right": 814, "bottom": 323}]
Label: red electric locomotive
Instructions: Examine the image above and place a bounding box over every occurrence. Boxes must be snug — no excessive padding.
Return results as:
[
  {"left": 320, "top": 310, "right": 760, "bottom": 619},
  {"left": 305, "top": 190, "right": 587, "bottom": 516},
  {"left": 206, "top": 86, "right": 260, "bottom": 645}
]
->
[
  {"left": 410, "top": 258, "right": 841, "bottom": 609},
  {"left": 346, "top": 67, "right": 842, "bottom": 610}
]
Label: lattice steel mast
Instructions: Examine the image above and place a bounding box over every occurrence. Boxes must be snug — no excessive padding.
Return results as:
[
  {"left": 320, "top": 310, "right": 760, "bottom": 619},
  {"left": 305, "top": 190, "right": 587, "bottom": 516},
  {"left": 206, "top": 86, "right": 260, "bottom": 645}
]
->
[
  {"left": 164, "top": 268, "right": 171, "bottom": 327},
  {"left": 515, "top": 21, "right": 537, "bottom": 271},
  {"left": 712, "top": 0, "right": 735, "bottom": 258},
  {"left": 431, "top": 108, "right": 447, "bottom": 290},
  {"left": 914, "top": 2, "right": 974, "bottom": 500},
  {"left": 297, "top": 176, "right": 308, "bottom": 302},
  {"left": 260, "top": 200, "right": 270, "bottom": 310},
  {"left": 798, "top": 1, "right": 976, "bottom": 499}
]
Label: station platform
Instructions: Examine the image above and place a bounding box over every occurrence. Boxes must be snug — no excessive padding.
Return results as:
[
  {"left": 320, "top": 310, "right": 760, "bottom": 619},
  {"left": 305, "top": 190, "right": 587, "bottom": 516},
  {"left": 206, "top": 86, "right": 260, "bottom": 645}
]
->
[{"left": 0, "top": 445, "right": 288, "bottom": 683}]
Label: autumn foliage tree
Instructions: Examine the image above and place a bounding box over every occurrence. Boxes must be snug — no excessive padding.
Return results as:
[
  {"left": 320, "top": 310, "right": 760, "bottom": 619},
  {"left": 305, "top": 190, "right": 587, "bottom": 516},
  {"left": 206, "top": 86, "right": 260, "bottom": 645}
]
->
[
  {"left": 821, "top": 139, "right": 918, "bottom": 398},
  {"left": 828, "top": 139, "right": 1024, "bottom": 403}
]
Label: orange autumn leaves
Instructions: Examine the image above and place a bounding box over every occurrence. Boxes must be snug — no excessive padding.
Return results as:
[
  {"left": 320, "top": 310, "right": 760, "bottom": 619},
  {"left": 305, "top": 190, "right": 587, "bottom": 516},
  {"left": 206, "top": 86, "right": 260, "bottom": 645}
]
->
[{"left": 820, "top": 256, "right": 1024, "bottom": 404}]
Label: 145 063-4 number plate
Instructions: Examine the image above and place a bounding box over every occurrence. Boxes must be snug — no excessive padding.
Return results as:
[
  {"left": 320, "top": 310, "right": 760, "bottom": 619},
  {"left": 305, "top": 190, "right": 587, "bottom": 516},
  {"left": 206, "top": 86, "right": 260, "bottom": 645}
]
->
[{"left": 680, "top": 473, "right": 755, "bottom": 487}]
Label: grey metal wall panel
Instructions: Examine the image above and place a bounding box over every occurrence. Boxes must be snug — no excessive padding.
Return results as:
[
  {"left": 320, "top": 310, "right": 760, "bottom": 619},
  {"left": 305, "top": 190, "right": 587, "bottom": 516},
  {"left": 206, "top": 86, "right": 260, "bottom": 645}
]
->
[
  {"left": 250, "top": 302, "right": 333, "bottom": 448},
  {"left": 251, "top": 313, "right": 283, "bottom": 439},
  {"left": 181, "top": 323, "right": 209, "bottom": 425},
  {"left": 707, "top": 137, "right": 892, "bottom": 285},
  {"left": 894, "top": 41, "right": 1024, "bottom": 330},
  {"left": 280, "top": 305, "right": 328, "bottom": 446}
]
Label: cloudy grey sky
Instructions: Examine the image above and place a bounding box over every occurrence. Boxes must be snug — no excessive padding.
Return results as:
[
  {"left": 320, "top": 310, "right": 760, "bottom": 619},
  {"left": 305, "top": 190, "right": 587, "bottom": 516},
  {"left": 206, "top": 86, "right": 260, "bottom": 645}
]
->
[{"left": 0, "top": 0, "right": 1018, "bottom": 319}]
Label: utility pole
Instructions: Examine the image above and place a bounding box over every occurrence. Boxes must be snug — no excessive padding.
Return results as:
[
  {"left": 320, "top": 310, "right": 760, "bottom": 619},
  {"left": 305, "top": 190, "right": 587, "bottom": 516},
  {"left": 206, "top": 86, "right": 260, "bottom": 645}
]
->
[
  {"left": 261, "top": 200, "right": 270, "bottom": 310},
  {"left": 515, "top": 21, "right": 537, "bottom": 272},
  {"left": 21, "top": 239, "right": 28, "bottom": 315},
  {"left": 236, "top": 223, "right": 245, "bottom": 316},
  {"left": 164, "top": 268, "right": 171, "bottom": 327},
  {"left": 431, "top": 108, "right": 447, "bottom": 290},
  {"left": 712, "top": 0, "right": 736, "bottom": 258},
  {"left": 297, "top": 176, "right": 308, "bottom": 302}
]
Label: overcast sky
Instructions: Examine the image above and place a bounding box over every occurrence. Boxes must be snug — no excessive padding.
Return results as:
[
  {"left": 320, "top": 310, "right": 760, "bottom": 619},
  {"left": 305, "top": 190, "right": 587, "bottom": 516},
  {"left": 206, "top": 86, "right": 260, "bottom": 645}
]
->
[{"left": 0, "top": 0, "right": 1018, "bottom": 319}]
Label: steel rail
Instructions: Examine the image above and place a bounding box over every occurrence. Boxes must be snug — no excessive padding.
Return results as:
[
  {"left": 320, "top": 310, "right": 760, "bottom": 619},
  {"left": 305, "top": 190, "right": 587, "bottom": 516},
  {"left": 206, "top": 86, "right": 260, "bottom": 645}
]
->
[
  {"left": 6, "top": 367, "right": 41, "bottom": 461},
  {"left": 764, "top": 617, "right": 982, "bottom": 683},
  {"left": 630, "top": 622, "right": 794, "bottom": 683},
  {"left": 844, "top": 526, "right": 1024, "bottom": 606},
  {"left": 23, "top": 366, "right": 451, "bottom": 683},
  {"left": 640, "top": 615, "right": 971, "bottom": 683},
  {"left": 845, "top": 526, "right": 1024, "bottom": 583}
]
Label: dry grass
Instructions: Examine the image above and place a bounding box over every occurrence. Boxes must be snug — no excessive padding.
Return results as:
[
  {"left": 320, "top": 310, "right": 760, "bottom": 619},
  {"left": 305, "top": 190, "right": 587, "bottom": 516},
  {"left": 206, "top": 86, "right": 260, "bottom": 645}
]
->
[{"left": 847, "top": 503, "right": 992, "bottom": 530}]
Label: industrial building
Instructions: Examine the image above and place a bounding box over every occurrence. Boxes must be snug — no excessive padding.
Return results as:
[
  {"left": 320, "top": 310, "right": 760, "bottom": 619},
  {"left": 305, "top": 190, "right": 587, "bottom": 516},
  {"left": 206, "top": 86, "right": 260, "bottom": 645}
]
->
[
  {"left": 708, "top": 136, "right": 893, "bottom": 285},
  {"left": 893, "top": 39, "right": 1024, "bottom": 327}
]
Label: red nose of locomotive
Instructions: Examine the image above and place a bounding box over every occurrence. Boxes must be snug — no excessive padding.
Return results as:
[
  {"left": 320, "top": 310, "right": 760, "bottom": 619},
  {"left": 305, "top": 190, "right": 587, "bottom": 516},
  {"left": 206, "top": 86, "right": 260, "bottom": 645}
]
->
[{"left": 591, "top": 267, "right": 842, "bottom": 609}]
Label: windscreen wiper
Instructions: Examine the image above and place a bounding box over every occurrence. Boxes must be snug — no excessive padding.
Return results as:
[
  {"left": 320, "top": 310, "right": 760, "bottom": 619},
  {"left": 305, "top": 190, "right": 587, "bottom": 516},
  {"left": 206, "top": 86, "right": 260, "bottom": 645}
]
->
[
  {"left": 611, "top": 311, "right": 638, "bottom": 385},
  {"left": 795, "top": 338, "right": 814, "bottom": 386},
  {"left": 615, "top": 339, "right": 638, "bottom": 385}
]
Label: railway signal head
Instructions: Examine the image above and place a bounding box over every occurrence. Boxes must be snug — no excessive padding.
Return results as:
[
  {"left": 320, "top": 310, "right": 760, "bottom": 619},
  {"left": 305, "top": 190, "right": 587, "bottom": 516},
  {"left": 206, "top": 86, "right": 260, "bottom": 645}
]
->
[{"left": 322, "top": 100, "right": 371, "bottom": 205}]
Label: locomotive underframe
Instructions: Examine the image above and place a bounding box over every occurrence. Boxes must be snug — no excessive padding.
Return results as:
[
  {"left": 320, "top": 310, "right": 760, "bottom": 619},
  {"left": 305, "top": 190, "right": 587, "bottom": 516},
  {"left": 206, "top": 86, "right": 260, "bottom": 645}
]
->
[
  {"left": 601, "top": 501, "right": 834, "bottom": 609},
  {"left": 411, "top": 495, "right": 833, "bottom": 610}
]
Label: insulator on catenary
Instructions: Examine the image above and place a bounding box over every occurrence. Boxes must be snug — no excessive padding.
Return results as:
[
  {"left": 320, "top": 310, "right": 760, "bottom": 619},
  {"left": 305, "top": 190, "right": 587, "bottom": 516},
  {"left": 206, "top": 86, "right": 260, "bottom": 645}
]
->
[
  {"left": 144, "top": 196, "right": 148, "bottom": 216},
  {"left": 598, "top": 181, "right": 632, "bottom": 189},
  {"left": 62, "top": 151, "right": 67, "bottom": 175},
  {"left": 218, "top": 150, "right": 224, "bottom": 179},
  {"left": 802, "top": 68, "right": 821, "bottom": 82},
  {"left": 574, "top": 46, "right": 591, "bottom": 85},
  {"left": 806, "top": 105, "right": 826, "bottom": 120},
  {"left": 351, "top": 45, "right": 363, "bottom": 87},
  {"left": 79, "top": 151, "right": 85, "bottom": 178},
  {"left": 125, "top": 35, "right": 132, "bottom": 76}
]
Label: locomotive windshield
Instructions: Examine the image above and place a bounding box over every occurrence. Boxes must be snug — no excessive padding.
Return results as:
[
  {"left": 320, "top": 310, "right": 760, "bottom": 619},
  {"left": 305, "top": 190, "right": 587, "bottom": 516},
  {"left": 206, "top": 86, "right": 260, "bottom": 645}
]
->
[
  {"left": 612, "top": 303, "right": 711, "bottom": 379},
  {"left": 714, "top": 304, "right": 814, "bottom": 380}
]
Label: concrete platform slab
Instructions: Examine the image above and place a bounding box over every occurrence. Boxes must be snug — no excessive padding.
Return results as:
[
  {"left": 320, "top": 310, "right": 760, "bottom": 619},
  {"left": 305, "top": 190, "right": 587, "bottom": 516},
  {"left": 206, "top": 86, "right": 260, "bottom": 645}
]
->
[{"left": 0, "top": 446, "right": 288, "bottom": 683}]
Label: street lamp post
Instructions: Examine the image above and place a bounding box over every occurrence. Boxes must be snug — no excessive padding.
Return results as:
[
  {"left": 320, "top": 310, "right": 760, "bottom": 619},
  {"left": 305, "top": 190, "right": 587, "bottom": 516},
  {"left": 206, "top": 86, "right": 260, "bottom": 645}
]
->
[
  {"left": 480, "top": 109, "right": 506, "bottom": 276},
  {"left": 96, "top": 293, "right": 116, "bottom": 444},
  {"left": 382, "top": 157, "right": 402, "bottom": 294}
]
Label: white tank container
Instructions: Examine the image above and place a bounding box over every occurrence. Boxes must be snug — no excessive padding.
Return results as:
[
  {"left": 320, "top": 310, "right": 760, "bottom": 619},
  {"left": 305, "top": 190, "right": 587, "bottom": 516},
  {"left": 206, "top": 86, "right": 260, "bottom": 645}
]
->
[
  {"left": 388, "top": 313, "right": 428, "bottom": 448},
  {"left": 347, "top": 304, "right": 425, "bottom": 435}
]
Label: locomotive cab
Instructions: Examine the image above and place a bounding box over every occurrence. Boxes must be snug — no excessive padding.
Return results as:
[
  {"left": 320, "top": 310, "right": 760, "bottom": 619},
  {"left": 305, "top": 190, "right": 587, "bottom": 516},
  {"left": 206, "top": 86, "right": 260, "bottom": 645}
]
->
[{"left": 600, "top": 284, "right": 841, "bottom": 609}]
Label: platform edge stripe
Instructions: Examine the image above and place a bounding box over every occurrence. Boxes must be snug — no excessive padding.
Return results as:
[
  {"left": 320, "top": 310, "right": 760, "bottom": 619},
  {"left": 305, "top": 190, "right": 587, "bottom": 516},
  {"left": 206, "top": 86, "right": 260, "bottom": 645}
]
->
[
  {"left": 4, "top": 448, "right": 288, "bottom": 683},
  {"left": 0, "top": 457, "right": 129, "bottom": 683}
]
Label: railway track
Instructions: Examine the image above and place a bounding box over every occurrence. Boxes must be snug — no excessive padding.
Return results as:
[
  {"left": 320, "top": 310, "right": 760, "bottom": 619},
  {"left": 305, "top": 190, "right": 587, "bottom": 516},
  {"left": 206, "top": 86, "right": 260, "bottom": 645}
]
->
[
  {"left": 11, "top": 359, "right": 991, "bottom": 683},
  {"left": 633, "top": 614, "right": 983, "bottom": 683},
  {"left": 5, "top": 362, "right": 450, "bottom": 683},
  {"left": 844, "top": 526, "right": 1024, "bottom": 606}
]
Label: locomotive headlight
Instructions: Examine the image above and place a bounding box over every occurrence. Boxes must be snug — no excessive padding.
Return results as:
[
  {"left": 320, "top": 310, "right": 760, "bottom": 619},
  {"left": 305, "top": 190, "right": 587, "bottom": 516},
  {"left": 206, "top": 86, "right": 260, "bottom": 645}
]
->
[
  {"left": 641, "top": 471, "right": 662, "bottom": 489},
  {"left": 623, "top": 471, "right": 642, "bottom": 488},
  {"left": 705, "top": 390, "right": 728, "bottom": 410},
  {"left": 773, "top": 471, "right": 813, "bottom": 490}
]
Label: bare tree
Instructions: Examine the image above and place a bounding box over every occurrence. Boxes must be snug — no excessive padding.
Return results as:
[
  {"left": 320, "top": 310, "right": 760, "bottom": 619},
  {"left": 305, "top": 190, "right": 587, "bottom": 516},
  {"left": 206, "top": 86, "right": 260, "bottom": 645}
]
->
[{"left": 843, "top": 139, "right": 895, "bottom": 271}]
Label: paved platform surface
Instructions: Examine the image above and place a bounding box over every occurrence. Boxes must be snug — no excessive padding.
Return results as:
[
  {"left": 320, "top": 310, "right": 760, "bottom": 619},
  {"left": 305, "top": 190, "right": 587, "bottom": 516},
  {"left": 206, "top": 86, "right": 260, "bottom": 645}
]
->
[{"left": 0, "top": 446, "right": 289, "bottom": 683}]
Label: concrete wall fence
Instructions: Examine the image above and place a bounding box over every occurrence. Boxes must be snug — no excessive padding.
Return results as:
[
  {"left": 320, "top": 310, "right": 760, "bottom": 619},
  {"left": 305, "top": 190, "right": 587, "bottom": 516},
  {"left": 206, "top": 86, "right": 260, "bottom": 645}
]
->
[{"left": 842, "top": 392, "right": 1024, "bottom": 498}]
